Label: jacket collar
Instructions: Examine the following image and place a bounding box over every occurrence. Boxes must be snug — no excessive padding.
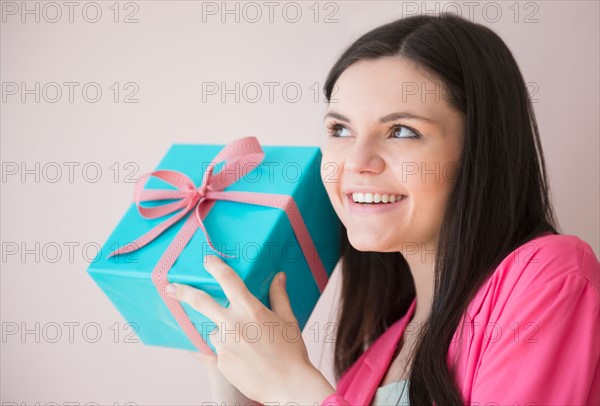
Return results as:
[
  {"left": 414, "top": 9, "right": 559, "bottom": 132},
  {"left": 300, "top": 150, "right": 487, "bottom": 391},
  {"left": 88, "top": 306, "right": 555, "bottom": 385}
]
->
[{"left": 344, "top": 298, "right": 417, "bottom": 405}]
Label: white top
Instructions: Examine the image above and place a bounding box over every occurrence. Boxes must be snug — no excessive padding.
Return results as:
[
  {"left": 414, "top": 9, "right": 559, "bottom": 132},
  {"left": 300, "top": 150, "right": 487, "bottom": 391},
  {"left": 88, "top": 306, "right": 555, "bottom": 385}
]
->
[{"left": 371, "top": 379, "right": 410, "bottom": 405}]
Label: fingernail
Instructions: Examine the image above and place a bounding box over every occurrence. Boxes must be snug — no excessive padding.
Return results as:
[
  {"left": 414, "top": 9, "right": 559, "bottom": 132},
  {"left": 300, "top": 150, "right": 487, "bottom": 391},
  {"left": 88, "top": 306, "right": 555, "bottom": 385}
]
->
[
  {"left": 165, "top": 283, "right": 177, "bottom": 296},
  {"left": 204, "top": 255, "right": 221, "bottom": 264},
  {"left": 279, "top": 272, "right": 286, "bottom": 287}
]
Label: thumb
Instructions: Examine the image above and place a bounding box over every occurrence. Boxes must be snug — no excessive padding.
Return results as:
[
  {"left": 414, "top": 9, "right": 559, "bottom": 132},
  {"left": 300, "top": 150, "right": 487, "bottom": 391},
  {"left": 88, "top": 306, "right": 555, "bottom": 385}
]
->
[
  {"left": 269, "top": 272, "right": 296, "bottom": 323},
  {"left": 188, "top": 350, "right": 218, "bottom": 368}
]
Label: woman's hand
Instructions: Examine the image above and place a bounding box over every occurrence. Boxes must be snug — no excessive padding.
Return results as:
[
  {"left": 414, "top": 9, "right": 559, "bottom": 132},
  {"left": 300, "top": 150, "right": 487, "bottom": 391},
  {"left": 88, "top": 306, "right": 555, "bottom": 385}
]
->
[
  {"left": 166, "top": 254, "right": 335, "bottom": 404},
  {"left": 190, "top": 351, "right": 260, "bottom": 405}
]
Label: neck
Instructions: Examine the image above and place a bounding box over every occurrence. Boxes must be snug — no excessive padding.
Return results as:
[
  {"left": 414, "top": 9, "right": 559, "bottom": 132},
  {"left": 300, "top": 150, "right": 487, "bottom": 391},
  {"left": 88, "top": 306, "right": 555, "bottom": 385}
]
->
[{"left": 401, "top": 242, "right": 436, "bottom": 327}]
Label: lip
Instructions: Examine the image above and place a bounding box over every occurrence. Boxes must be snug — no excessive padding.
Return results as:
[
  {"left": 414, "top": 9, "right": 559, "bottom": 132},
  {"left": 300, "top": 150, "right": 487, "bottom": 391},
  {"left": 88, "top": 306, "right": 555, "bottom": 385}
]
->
[
  {"left": 343, "top": 187, "right": 407, "bottom": 196},
  {"left": 346, "top": 193, "right": 408, "bottom": 214}
]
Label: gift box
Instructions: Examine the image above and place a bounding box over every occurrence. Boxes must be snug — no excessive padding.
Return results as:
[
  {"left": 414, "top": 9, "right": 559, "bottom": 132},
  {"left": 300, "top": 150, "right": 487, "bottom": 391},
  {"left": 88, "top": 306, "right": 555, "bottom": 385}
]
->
[{"left": 87, "top": 137, "right": 342, "bottom": 353}]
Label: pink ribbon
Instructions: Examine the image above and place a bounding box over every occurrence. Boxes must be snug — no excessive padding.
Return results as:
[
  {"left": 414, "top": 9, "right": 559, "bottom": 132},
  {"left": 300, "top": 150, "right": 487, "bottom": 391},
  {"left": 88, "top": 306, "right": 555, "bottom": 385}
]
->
[{"left": 108, "top": 136, "right": 329, "bottom": 354}]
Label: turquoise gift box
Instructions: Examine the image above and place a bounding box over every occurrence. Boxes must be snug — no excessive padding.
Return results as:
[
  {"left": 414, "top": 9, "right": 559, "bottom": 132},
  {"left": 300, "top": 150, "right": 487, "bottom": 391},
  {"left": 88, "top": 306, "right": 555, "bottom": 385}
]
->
[{"left": 87, "top": 139, "right": 342, "bottom": 353}]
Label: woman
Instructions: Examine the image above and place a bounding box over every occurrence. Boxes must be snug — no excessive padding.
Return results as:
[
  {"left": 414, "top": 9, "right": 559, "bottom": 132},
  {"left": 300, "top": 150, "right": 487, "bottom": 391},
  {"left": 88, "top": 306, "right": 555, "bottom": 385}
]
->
[{"left": 166, "top": 13, "right": 600, "bottom": 405}]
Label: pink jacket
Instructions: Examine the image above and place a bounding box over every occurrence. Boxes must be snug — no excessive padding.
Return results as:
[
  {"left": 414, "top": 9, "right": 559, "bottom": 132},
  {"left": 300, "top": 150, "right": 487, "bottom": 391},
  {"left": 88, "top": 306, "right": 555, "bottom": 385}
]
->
[{"left": 321, "top": 233, "right": 600, "bottom": 406}]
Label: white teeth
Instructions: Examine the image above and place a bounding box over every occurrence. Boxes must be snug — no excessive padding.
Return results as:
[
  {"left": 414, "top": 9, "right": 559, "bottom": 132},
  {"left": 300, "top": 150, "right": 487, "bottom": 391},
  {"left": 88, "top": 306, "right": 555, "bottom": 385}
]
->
[{"left": 351, "top": 192, "right": 404, "bottom": 204}]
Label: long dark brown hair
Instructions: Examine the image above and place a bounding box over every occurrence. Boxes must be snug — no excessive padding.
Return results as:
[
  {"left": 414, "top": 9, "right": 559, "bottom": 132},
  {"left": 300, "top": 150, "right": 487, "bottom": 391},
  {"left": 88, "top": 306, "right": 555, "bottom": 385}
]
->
[{"left": 323, "top": 14, "right": 560, "bottom": 404}]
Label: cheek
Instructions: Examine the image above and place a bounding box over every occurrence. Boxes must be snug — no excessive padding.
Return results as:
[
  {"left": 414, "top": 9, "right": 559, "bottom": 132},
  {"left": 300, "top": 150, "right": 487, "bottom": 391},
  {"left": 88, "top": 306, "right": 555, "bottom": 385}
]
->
[
  {"left": 320, "top": 161, "right": 341, "bottom": 191},
  {"left": 320, "top": 143, "right": 344, "bottom": 185},
  {"left": 321, "top": 172, "right": 339, "bottom": 207},
  {"left": 320, "top": 149, "right": 345, "bottom": 220},
  {"left": 412, "top": 162, "right": 456, "bottom": 216},
  {"left": 397, "top": 154, "right": 455, "bottom": 205}
]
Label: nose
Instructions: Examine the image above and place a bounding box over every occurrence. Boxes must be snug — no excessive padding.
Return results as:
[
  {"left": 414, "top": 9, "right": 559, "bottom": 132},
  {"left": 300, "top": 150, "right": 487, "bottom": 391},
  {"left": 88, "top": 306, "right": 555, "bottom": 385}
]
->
[{"left": 343, "top": 138, "right": 385, "bottom": 174}]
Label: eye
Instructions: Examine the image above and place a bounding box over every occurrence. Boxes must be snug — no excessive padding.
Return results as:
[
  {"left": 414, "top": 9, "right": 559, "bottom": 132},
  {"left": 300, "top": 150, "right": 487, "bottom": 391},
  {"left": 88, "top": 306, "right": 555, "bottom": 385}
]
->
[
  {"left": 391, "top": 124, "right": 421, "bottom": 139},
  {"left": 326, "top": 121, "right": 422, "bottom": 140},
  {"left": 325, "top": 122, "right": 351, "bottom": 138}
]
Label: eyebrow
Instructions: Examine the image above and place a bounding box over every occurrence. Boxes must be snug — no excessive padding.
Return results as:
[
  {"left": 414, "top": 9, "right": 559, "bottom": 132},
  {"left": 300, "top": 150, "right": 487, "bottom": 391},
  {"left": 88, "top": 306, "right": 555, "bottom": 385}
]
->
[{"left": 323, "top": 111, "right": 435, "bottom": 124}]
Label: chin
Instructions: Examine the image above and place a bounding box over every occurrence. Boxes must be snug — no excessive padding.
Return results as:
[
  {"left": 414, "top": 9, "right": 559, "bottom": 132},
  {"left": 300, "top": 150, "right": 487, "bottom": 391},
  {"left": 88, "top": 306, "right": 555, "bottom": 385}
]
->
[{"left": 347, "top": 234, "right": 392, "bottom": 253}]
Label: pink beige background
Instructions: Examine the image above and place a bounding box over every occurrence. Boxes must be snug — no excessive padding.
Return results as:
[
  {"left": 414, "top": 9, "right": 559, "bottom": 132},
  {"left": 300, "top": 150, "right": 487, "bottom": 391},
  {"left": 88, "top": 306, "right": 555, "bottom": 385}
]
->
[{"left": 2, "top": 1, "right": 598, "bottom": 404}]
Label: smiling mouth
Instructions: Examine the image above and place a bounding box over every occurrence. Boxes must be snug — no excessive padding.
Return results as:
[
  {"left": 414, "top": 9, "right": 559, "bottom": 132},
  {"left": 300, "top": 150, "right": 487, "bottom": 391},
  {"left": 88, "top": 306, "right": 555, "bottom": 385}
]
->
[{"left": 348, "top": 192, "right": 407, "bottom": 206}]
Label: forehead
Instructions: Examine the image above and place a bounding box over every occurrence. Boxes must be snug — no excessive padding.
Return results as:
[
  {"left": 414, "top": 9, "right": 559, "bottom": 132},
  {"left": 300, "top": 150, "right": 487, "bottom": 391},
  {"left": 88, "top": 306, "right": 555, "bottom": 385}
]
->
[{"left": 330, "top": 56, "right": 452, "bottom": 122}]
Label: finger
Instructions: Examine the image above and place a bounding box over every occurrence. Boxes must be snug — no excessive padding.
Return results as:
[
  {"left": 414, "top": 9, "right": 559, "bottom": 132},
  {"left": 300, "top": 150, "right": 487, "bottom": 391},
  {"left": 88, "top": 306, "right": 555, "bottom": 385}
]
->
[
  {"left": 269, "top": 271, "right": 297, "bottom": 324},
  {"left": 166, "top": 282, "right": 225, "bottom": 323},
  {"left": 188, "top": 350, "right": 218, "bottom": 367},
  {"left": 204, "top": 255, "right": 257, "bottom": 307}
]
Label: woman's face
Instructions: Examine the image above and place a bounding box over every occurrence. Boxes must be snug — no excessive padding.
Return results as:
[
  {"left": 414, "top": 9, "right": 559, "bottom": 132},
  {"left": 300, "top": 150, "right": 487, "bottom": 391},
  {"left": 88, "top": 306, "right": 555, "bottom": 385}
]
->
[{"left": 321, "top": 56, "right": 465, "bottom": 254}]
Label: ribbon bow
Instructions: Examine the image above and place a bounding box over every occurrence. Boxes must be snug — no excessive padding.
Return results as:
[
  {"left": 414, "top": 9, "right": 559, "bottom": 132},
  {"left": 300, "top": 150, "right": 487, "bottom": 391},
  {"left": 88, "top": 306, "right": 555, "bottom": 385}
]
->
[
  {"left": 108, "top": 137, "right": 266, "bottom": 259},
  {"left": 107, "top": 136, "right": 329, "bottom": 354}
]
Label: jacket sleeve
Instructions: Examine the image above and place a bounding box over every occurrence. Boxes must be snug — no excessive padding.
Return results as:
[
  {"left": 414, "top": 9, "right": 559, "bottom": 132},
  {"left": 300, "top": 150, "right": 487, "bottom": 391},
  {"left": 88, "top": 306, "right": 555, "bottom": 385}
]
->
[
  {"left": 469, "top": 250, "right": 600, "bottom": 405},
  {"left": 320, "top": 393, "right": 352, "bottom": 406}
]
